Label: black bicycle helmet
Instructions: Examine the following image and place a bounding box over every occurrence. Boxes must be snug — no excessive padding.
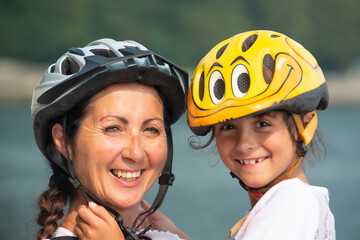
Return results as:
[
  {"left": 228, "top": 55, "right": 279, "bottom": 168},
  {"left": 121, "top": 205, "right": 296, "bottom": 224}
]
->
[{"left": 31, "top": 38, "right": 188, "bottom": 239}]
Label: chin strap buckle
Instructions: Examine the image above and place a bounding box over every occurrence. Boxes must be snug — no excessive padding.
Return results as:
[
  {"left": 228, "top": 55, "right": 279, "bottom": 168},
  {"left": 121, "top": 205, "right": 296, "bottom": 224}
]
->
[
  {"left": 115, "top": 216, "right": 139, "bottom": 240},
  {"left": 158, "top": 173, "right": 175, "bottom": 186},
  {"left": 296, "top": 140, "right": 309, "bottom": 157},
  {"left": 68, "top": 177, "right": 81, "bottom": 189}
]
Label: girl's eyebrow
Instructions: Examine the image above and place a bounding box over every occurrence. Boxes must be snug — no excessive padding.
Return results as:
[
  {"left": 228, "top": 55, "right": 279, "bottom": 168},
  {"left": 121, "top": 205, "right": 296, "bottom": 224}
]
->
[{"left": 253, "top": 112, "right": 278, "bottom": 119}]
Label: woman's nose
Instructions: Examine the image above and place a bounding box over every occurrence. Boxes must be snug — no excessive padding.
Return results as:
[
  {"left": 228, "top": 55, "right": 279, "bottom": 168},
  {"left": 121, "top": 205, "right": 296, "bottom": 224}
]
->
[{"left": 121, "top": 134, "right": 145, "bottom": 162}]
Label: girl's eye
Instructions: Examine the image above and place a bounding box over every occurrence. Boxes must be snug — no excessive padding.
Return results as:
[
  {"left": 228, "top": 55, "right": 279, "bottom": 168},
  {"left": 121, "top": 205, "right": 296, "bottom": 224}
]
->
[
  {"left": 220, "top": 124, "right": 235, "bottom": 131},
  {"left": 256, "top": 121, "right": 270, "bottom": 128}
]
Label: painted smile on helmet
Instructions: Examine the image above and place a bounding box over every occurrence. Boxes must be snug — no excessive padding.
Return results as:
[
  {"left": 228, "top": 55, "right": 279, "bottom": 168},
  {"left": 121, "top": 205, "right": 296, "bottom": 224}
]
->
[{"left": 189, "top": 51, "right": 303, "bottom": 116}]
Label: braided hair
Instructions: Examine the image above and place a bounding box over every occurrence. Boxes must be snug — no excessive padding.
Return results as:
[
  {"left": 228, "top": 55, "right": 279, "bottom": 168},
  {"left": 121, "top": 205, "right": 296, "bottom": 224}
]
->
[{"left": 36, "top": 97, "right": 90, "bottom": 240}]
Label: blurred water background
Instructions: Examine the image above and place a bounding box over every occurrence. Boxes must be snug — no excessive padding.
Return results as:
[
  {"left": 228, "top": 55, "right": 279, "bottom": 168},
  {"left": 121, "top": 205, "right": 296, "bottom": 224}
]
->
[
  {"left": 0, "top": 101, "right": 360, "bottom": 239},
  {"left": 1, "top": 0, "right": 360, "bottom": 239}
]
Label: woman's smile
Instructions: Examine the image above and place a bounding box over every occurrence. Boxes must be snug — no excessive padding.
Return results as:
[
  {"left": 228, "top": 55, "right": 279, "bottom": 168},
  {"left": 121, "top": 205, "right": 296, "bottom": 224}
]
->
[
  {"left": 70, "top": 83, "right": 167, "bottom": 210},
  {"left": 111, "top": 169, "right": 142, "bottom": 181}
]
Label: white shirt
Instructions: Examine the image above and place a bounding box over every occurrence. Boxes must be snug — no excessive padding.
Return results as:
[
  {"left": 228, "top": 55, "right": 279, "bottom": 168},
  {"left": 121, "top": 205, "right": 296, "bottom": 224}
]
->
[
  {"left": 234, "top": 178, "right": 335, "bottom": 240},
  {"left": 51, "top": 227, "right": 184, "bottom": 240}
]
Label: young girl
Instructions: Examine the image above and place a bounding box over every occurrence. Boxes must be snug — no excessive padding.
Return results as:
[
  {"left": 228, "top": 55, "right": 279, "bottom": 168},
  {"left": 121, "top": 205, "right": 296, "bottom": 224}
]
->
[{"left": 186, "top": 30, "right": 335, "bottom": 239}]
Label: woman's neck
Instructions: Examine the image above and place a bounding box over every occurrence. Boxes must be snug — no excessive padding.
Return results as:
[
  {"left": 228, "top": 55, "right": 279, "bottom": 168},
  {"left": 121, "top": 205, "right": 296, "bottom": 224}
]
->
[{"left": 61, "top": 189, "right": 139, "bottom": 232}]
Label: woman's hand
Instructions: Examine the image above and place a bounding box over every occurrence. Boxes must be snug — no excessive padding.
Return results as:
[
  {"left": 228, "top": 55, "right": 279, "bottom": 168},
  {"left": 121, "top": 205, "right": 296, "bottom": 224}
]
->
[
  {"left": 138, "top": 200, "right": 190, "bottom": 240},
  {"left": 74, "top": 202, "right": 125, "bottom": 240}
]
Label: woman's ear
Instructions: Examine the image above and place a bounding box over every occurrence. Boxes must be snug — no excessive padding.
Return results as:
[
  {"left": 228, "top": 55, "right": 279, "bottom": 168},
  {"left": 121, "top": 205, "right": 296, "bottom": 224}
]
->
[
  {"left": 302, "top": 111, "right": 316, "bottom": 128},
  {"left": 52, "top": 123, "right": 71, "bottom": 159}
]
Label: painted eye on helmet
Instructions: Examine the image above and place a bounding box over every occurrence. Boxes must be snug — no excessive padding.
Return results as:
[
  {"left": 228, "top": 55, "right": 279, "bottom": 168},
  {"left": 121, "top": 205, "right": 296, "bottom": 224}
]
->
[
  {"left": 231, "top": 64, "right": 250, "bottom": 98},
  {"left": 209, "top": 70, "right": 225, "bottom": 104}
]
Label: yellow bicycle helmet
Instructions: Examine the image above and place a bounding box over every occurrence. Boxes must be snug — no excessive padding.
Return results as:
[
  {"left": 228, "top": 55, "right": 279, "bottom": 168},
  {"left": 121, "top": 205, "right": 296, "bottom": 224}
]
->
[{"left": 187, "top": 30, "right": 328, "bottom": 136}]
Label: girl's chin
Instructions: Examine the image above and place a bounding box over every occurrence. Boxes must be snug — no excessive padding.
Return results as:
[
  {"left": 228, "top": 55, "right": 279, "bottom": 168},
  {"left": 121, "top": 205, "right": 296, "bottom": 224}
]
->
[{"left": 242, "top": 179, "right": 270, "bottom": 189}]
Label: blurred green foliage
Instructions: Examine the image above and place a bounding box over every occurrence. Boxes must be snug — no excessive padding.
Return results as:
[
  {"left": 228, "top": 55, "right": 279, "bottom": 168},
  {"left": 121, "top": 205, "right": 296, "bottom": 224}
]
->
[{"left": 0, "top": 0, "right": 359, "bottom": 71}]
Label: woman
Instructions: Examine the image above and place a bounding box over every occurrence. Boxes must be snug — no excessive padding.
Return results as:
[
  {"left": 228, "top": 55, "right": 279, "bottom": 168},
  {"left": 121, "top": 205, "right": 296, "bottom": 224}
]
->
[{"left": 31, "top": 38, "right": 189, "bottom": 240}]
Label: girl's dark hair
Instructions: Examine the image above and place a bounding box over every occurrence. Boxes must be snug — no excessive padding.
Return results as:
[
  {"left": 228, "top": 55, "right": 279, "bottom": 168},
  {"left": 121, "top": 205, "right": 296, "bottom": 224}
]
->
[
  {"left": 282, "top": 112, "right": 327, "bottom": 164},
  {"left": 188, "top": 112, "right": 327, "bottom": 164},
  {"left": 36, "top": 97, "right": 90, "bottom": 240}
]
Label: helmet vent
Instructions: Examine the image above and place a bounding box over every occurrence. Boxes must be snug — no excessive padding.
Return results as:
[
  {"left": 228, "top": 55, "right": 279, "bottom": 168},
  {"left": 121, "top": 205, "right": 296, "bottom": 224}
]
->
[
  {"left": 154, "top": 55, "right": 166, "bottom": 66},
  {"left": 50, "top": 64, "right": 55, "bottom": 73},
  {"left": 214, "top": 79, "right": 225, "bottom": 100},
  {"left": 119, "top": 49, "right": 136, "bottom": 56},
  {"left": 69, "top": 47, "right": 85, "bottom": 56},
  {"left": 242, "top": 34, "right": 258, "bottom": 52},
  {"left": 199, "top": 72, "right": 205, "bottom": 101},
  {"left": 61, "top": 57, "right": 80, "bottom": 75},
  {"left": 216, "top": 43, "right": 229, "bottom": 59},
  {"left": 237, "top": 73, "right": 250, "bottom": 93},
  {"left": 123, "top": 45, "right": 140, "bottom": 50},
  {"left": 271, "top": 34, "right": 280, "bottom": 38},
  {"left": 262, "top": 54, "right": 275, "bottom": 84},
  {"left": 90, "top": 49, "right": 117, "bottom": 58}
]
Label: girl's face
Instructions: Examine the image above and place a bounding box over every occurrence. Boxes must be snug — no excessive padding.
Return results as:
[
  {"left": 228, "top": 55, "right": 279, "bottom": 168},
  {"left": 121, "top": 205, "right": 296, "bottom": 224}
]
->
[
  {"left": 214, "top": 112, "right": 297, "bottom": 188},
  {"left": 70, "top": 83, "right": 167, "bottom": 211}
]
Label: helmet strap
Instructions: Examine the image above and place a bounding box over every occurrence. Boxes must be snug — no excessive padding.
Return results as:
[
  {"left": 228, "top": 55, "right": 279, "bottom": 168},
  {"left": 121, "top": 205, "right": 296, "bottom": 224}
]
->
[
  {"left": 132, "top": 127, "right": 175, "bottom": 232},
  {"left": 230, "top": 156, "right": 302, "bottom": 202},
  {"left": 231, "top": 112, "right": 318, "bottom": 201}
]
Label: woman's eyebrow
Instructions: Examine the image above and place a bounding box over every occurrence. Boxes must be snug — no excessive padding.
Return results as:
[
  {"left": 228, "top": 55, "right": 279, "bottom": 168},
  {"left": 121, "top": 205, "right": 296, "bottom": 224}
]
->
[
  {"left": 143, "top": 118, "right": 163, "bottom": 125},
  {"left": 100, "top": 115, "right": 128, "bottom": 124}
]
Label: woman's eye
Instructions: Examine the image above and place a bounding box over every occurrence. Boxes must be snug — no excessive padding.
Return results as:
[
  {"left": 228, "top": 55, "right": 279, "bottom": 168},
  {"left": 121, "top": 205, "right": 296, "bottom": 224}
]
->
[
  {"left": 104, "top": 125, "right": 120, "bottom": 132},
  {"left": 145, "top": 127, "right": 160, "bottom": 135}
]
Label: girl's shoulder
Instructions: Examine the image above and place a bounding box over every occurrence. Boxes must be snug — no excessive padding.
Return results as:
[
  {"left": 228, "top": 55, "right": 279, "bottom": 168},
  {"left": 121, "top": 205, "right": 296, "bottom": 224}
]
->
[
  {"left": 253, "top": 178, "right": 321, "bottom": 214},
  {"left": 268, "top": 178, "right": 330, "bottom": 203},
  {"left": 253, "top": 178, "right": 330, "bottom": 220},
  {"left": 144, "top": 229, "right": 185, "bottom": 240},
  {"left": 237, "top": 178, "right": 335, "bottom": 239}
]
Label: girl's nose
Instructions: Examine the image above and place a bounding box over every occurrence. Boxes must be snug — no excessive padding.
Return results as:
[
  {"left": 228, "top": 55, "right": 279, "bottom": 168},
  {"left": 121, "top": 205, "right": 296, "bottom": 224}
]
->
[
  {"left": 234, "top": 128, "right": 256, "bottom": 153},
  {"left": 121, "top": 134, "right": 145, "bottom": 162}
]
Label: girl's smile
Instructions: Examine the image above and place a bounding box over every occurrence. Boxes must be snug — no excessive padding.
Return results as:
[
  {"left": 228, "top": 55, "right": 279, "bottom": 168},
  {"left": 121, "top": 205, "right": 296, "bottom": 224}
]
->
[
  {"left": 214, "top": 112, "right": 297, "bottom": 189},
  {"left": 236, "top": 156, "right": 268, "bottom": 166}
]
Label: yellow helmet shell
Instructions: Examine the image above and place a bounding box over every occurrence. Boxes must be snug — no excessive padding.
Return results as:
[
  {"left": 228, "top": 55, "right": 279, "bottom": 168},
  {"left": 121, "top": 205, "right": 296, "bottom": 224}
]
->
[{"left": 187, "top": 30, "right": 328, "bottom": 135}]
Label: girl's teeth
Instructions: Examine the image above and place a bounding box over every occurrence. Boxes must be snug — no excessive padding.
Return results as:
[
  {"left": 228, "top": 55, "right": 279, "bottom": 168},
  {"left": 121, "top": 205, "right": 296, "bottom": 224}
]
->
[{"left": 240, "top": 158, "right": 265, "bottom": 165}]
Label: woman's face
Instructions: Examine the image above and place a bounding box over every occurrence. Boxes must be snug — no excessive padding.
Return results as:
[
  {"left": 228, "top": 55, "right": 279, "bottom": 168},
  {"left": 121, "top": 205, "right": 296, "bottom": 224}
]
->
[
  {"left": 70, "top": 83, "right": 167, "bottom": 211},
  {"left": 214, "top": 112, "right": 297, "bottom": 188}
]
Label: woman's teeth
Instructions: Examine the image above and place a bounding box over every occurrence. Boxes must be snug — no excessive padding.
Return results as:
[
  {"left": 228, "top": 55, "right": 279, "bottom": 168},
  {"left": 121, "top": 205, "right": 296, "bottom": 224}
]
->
[
  {"left": 112, "top": 170, "right": 141, "bottom": 181},
  {"left": 239, "top": 158, "right": 265, "bottom": 165}
]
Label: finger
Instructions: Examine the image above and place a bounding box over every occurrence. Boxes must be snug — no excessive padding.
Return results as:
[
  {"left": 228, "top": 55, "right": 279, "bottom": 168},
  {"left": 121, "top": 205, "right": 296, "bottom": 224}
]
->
[
  {"left": 140, "top": 200, "right": 151, "bottom": 211},
  {"left": 77, "top": 204, "right": 104, "bottom": 227},
  {"left": 73, "top": 224, "right": 84, "bottom": 239},
  {"left": 88, "top": 201, "right": 116, "bottom": 224}
]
